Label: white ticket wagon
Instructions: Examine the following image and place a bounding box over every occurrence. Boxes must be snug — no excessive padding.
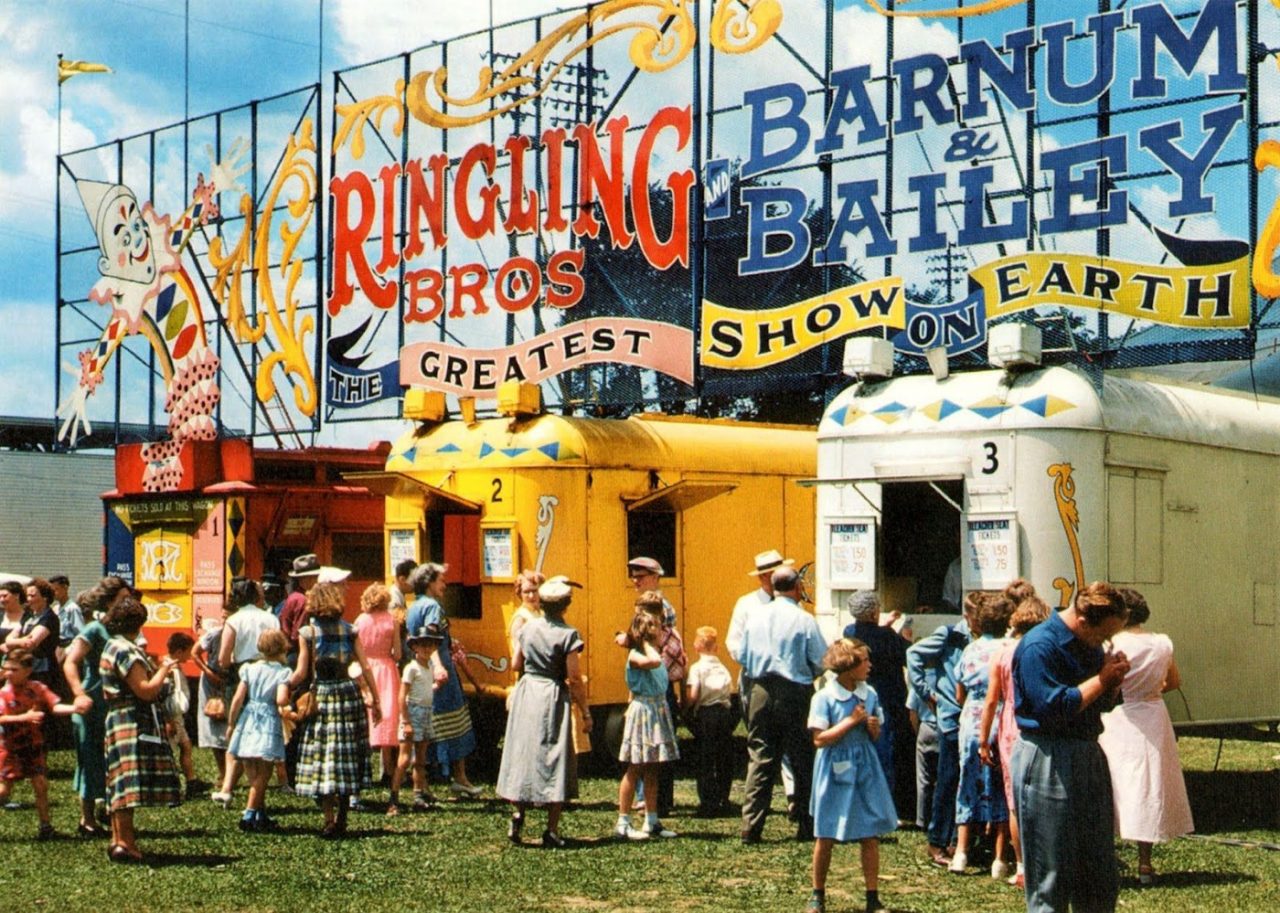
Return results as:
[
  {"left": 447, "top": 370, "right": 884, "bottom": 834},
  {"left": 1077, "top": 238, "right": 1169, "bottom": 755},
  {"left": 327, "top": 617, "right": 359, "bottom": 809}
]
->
[{"left": 813, "top": 364, "right": 1280, "bottom": 728}]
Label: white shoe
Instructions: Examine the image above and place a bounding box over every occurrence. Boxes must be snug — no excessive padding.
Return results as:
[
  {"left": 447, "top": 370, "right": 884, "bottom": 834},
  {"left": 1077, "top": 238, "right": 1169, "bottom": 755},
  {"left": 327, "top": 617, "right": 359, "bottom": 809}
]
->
[
  {"left": 615, "top": 822, "right": 649, "bottom": 841},
  {"left": 991, "top": 859, "right": 1011, "bottom": 880},
  {"left": 643, "top": 820, "right": 677, "bottom": 839},
  {"left": 948, "top": 851, "right": 968, "bottom": 874},
  {"left": 209, "top": 791, "right": 232, "bottom": 808}
]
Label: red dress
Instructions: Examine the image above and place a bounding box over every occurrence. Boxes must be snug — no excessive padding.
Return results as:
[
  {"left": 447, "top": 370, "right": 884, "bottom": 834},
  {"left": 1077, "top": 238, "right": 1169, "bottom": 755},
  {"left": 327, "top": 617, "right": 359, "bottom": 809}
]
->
[{"left": 0, "top": 679, "right": 59, "bottom": 780}]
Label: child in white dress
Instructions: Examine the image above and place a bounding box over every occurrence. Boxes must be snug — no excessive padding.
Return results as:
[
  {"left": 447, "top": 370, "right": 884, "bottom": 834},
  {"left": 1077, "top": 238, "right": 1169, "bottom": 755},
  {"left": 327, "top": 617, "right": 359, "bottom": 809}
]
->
[
  {"left": 807, "top": 638, "right": 897, "bottom": 913},
  {"left": 226, "top": 630, "right": 291, "bottom": 832}
]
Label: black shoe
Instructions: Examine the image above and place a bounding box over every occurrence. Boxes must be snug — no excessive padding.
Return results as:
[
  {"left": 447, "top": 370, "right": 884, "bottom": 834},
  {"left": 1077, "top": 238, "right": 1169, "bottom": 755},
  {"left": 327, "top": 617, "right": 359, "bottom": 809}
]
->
[
  {"left": 238, "top": 816, "right": 255, "bottom": 832},
  {"left": 508, "top": 813, "right": 524, "bottom": 845},
  {"left": 36, "top": 823, "right": 56, "bottom": 841},
  {"left": 541, "top": 829, "right": 566, "bottom": 849},
  {"left": 741, "top": 829, "right": 763, "bottom": 845}
]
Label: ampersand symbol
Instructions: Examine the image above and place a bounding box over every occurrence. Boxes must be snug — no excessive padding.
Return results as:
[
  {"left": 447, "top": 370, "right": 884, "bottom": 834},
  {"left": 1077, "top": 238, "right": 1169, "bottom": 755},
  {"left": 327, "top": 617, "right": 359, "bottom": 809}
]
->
[{"left": 944, "top": 128, "right": 999, "bottom": 162}]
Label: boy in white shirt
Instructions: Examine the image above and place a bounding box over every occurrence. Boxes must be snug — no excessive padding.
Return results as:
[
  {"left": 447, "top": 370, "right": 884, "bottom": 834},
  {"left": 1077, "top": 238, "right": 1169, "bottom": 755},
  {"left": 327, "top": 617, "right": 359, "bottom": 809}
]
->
[
  {"left": 387, "top": 625, "right": 447, "bottom": 815},
  {"left": 685, "top": 625, "right": 735, "bottom": 818}
]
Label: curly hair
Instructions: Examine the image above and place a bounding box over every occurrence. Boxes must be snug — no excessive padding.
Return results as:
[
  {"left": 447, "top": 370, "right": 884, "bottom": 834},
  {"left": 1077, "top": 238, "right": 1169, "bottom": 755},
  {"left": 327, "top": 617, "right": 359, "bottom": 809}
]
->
[
  {"left": 305, "top": 582, "right": 346, "bottom": 619},
  {"left": 102, "top": 596, "right": 149, "bottom": 636},
  {"left": 973, "top": 592, "right": 1015, "bottom": 636},
  {"left": 1009, "top": 595, "right": 1051, "bottom": 636},
  {"left": 513, "top": 569, "right": 545, "bottom": 601},
  {"left": 26, "top": 578, "right": 55, "bottom": 606},
  {"left": 1074, "top": 581, "right": 1129, "bottom": 627},
  {"left": 408, "top": 562, "right": 447, "bottom": 596},
  {"left": 823, "top": 637, "right": 869, "bottom": 674},
  {"left": 360, "top": 583, "right": 390, "bottom": 613},
  {"left": 1114, "top": 586, "right": 1149, "bottom": 626},
  {"left": 1002, "top": 577, "right": 1037, "bottom": 607}
]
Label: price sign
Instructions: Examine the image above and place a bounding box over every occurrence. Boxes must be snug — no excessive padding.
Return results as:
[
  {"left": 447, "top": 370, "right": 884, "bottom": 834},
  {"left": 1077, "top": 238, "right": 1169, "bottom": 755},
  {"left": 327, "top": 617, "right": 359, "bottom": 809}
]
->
[
  {"left": 964, "top": 515, "right": 1019, "bottom": 590},
  {"left": 828, "top": 520, "right": 876, "bottom": 589}
]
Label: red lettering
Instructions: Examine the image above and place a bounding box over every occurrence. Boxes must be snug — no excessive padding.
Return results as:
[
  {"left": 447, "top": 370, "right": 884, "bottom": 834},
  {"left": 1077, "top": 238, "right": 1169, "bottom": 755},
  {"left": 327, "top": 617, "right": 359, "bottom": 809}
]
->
[
  {"left": 404, "top": 268, "right": 445, "bottom": 323},
  {"left": 633, "top": 106, "right": 693, "bottom": 270},
  {"left": 454, "top": 144, "right": 499, "bottom": 240},
  {"left": 544, "top": 249, "right": 585, "bottom": 309},
  {"left": 503, "top": 136, "right": 539, "bottom": 234},
  {"left": 494, "top": 257, "right": 541, "bottom": 313},
  {"left": 327, "top": 171, "right": 395, "bottom": 315},
  {"left": 447, "top": 262, "right": 490, "bottom": 318},
  {"left": 375, "top": 163, "right": 402, "bottom": 274},
  {"left": 572, "top": 116, "right": 633, "bottom": 248},
  {"left": 542, "top": 127, "right": 568, "bottom": 232},
  {"left": 403, "top": 154, "right": 448, "bottom": 260}
]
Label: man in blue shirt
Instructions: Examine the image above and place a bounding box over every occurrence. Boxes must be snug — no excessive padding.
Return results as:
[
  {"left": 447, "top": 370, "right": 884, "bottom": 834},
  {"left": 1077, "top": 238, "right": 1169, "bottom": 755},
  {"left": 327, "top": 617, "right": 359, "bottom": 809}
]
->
[
  {"left": 733, "top": 566, "right": 826, "bottom": 843},
  {"left": 1012, "top": 582, "right": 1129, "bottom": 913},
  {"left": 906, "top": 600, "right": 974, "bottom": 865}
]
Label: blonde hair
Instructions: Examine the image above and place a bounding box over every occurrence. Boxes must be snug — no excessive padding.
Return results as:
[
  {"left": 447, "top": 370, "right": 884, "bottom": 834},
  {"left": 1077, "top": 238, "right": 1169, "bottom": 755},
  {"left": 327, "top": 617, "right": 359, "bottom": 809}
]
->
[
  {"left": 1010, "top": 595, "right": 1051, "bottom": 636},
  {"left": 258, "top": 629, "right": 289, "bottom": 660},
  {"left": 360, "top": 583, "right": 390, "bottom": 614},
  {"left": 823, "top": 637, "right": 869, "bottom": 674},
  {"left": 305, "top": 582, "right": 346, "bottom": 619},
  {"left": 694, "top": 625, "right": 718, "bottom": 653},
  {"left": 513, "top": 570, "right": 544, "bottom": 600}
]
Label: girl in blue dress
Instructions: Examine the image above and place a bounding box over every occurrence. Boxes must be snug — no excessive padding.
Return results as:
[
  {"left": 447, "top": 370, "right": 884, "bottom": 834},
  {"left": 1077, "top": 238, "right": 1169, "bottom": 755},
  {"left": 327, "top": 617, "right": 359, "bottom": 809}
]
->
[
  {"left": 227, "top": 630, "right": 292, "bottom": 832},
  {"left": 807, "top": 638, "right": 897, "bottom": 913}
]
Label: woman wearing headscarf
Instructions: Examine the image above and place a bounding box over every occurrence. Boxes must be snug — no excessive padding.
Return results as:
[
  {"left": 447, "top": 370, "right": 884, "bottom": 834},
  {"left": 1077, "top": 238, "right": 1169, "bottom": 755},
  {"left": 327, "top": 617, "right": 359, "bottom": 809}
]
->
[{"left": 496, "top": 575, "right": 590, "bottom": 847}]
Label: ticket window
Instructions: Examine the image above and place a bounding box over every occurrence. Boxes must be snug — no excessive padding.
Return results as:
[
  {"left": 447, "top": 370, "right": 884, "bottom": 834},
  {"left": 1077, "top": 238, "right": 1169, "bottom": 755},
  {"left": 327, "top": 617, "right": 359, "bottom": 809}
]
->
[{"left": 879, "top": 480, "right": 963, "bottom": 614}]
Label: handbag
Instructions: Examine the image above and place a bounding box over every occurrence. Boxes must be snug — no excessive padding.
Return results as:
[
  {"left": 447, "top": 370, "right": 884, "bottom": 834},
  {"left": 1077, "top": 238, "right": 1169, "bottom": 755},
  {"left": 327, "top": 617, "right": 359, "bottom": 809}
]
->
[
  {"left": 203, "top": 695, "right": 226, "bottom": 720},
  {"left": 294, "top": 624, "right": 319, "bottom": 720}
]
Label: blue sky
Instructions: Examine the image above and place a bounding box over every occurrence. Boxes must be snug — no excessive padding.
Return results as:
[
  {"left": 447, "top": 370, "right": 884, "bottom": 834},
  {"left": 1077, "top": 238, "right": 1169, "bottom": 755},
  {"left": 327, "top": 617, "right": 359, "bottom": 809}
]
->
[{"left": 0, "top": 0, "right": 569, "bottom": 432}]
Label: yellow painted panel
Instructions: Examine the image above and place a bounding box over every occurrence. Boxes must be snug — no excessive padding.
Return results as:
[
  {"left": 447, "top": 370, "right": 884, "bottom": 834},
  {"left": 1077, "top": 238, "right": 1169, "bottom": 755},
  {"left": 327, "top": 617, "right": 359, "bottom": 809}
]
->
[{"left": 134, "top": 527, "right": 193, "bottom": 591}]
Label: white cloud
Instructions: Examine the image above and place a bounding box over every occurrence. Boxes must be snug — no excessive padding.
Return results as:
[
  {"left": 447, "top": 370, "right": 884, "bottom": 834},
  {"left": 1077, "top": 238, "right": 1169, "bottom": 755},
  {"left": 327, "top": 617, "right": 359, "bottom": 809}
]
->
[{"left": 329, "top": 0, "right": 574, "bottom": 65}]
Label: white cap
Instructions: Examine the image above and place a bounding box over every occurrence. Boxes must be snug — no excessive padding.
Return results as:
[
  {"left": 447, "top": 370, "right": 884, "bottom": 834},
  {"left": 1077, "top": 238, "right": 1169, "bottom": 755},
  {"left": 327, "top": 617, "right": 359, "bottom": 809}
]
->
[
  {"left": 318, "top": 566, "right": 351, "bottom": 584},
  {"left": 538, "top": 575, "right": 582, "bottom": 602}
]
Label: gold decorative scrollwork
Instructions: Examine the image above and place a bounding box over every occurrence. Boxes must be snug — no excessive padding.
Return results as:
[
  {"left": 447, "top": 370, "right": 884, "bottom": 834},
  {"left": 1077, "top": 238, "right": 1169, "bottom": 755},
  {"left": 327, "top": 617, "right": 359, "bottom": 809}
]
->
[
  {"left": 333, "top": 82, "right": 408, "bottom": 160},
  {"left": 405, "top": 0, "right": 695, "bottom": 130},
  {"left": 1047, "top": 462, "right": 1086, "bottom": 609},
  {"left": 209, "top": 119, "right": 319, "bottom": 416},
  {"left": 710, "top": 0, "right": 783, "bottom": 54},
  {"left": 864, "top": 0, "right": 1025, "bottom": 18}
]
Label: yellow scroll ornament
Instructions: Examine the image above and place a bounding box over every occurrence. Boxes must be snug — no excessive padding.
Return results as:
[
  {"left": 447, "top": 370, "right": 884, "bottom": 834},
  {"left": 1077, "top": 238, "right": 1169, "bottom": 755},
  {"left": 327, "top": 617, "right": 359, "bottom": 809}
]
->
[
  {"left": 208, "top": 120, "right": 319, "bottom": 416},
  {"left": 1048, "top": 462, "right": 1086, "bottom": 609}
]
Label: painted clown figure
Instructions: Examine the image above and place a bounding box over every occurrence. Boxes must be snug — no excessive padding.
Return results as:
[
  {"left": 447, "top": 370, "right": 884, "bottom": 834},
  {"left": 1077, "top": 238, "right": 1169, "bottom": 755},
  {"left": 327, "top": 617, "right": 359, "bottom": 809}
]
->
[{"left": 59, "top": 143, "right": 249, "bottom": 491}]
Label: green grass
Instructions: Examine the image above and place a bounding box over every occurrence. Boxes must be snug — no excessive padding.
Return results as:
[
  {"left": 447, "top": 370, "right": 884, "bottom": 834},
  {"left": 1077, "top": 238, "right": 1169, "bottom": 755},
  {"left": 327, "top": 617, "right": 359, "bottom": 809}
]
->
[{"left": 0, "top": 736, "right": 1277, "bottom": 912}]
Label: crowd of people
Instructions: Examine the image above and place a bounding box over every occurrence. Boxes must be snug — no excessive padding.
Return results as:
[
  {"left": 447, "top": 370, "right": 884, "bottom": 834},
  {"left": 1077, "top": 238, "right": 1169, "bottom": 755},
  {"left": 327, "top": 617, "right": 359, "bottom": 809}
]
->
[{"left": 0, "top": 555, "right": 1195, "bottom": 913}]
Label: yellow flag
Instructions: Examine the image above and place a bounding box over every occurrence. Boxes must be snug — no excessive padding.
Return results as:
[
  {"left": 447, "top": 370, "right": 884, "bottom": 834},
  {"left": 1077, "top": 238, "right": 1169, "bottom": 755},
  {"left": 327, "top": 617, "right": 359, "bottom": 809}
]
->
[{"left": 58, "top": 59, "right": 112, "bottom": 85}]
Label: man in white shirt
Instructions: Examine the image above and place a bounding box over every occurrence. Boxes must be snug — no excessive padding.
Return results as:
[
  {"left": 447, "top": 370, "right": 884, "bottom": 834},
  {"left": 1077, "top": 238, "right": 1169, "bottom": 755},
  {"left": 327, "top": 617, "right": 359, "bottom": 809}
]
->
[{"left": 726, "top": 549, "right": 793, "bottom": 714}]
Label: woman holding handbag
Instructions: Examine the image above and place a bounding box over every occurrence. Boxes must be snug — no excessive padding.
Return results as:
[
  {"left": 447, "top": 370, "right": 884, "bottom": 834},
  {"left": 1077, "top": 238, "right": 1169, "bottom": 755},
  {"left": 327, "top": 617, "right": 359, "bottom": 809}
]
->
[
  {"left": 99, "top": 596, "right": 181, "bottom": 862},
  {"left": 289, "top": 580, "right": 381, "bottom": 838}
]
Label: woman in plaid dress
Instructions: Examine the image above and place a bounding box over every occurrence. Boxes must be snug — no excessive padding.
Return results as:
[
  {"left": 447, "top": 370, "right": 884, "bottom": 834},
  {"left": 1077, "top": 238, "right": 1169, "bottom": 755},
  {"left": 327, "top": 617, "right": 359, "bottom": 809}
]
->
[
  {"left": 100, "top": 597, "right": 181, "bottom": 862},
  {"left": 290, "top": 581, "right": 381, "bottom": 838}
]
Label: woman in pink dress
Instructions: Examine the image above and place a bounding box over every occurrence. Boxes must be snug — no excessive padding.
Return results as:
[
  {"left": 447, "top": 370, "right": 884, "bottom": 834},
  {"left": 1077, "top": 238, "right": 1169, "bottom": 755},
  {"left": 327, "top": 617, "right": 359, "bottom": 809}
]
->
[
  {"left": 1099, "top": 588, "right": 1193, "bottom": 885},
  {"left": 979, "top": 592, "right": 1051, "bottom": 888},
  {"left": 355, "top": 584, "right": 402, "bottom": 785}
]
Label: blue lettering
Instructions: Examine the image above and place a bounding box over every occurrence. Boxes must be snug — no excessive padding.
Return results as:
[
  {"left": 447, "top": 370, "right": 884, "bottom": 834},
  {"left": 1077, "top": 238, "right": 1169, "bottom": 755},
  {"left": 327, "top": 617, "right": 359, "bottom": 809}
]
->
[
  {"left": 815, "top": 179, "right": 896, "bottom": 265},
  {"left": 960, "top": 29, "right": 1035, "bottom": 120},
  {"left": 1040, "top": 137, "right": 1129, "bottom": 235},
  {"left": 958, "top": 165, "right": 1027, "bottom": 246},
  {"left": 892, "top": 54, "right": 954, "bottom": 135},
  {"left": 1131, "top": 0, "right": 1245, "bottom": 98},
  {"left": 815, "top": 65, "right": 886, "bottom": 153},
  {"left": 908, "top": 172, "right": 948, "bottom": 253},
  {"left": 739, "top": 186, "right": 811, "bottom": 275},
  {"left": 1043, "top": 12, "right": 1124, "bottom": 106},
  {"left": 743, "top": 82, "right": 810, "bottom": 179},
  {"left": 1139, "top": 104, "right": 1243, "bottom": 217}
]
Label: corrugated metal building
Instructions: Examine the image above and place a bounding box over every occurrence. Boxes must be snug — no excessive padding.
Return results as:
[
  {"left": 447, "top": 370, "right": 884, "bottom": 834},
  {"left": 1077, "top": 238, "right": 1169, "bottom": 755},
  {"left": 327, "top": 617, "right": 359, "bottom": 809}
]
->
[{"left": 0, "top": 451, "right": 114, "bottom": 593}]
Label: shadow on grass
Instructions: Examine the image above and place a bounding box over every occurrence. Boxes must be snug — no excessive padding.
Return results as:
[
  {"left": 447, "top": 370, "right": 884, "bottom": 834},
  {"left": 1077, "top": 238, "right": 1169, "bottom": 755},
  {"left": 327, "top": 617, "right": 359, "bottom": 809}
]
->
[
  {"left": 1120, "top": 870, "right": 1258, "bottom": 889},
  {"left": 1184, "top": 770, "right": 1280, "bottom": 832},
  {"left": 140, "top": 850, "right": 241, "bottom": 868}
]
